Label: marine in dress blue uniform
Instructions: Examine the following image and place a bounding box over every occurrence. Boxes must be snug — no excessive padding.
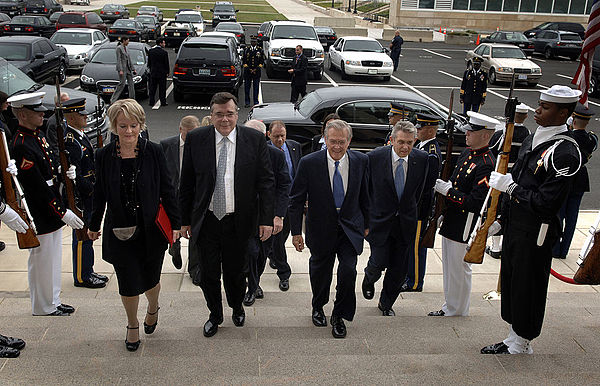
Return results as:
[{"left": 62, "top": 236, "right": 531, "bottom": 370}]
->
[
  {"left": 242, "top": 37, "right": 264, "bottom": 107},
  {"left": 460, "top": 57, "right": 488, "bottom": 115}
]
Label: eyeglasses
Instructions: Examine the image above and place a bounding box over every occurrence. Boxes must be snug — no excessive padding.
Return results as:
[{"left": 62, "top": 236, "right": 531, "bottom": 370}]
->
[
  {"left": 212, "top": 112, "right": 238, "bottom": 119},
  {"left": 326, "top": 139, "right": 348, "bottom": 146}
]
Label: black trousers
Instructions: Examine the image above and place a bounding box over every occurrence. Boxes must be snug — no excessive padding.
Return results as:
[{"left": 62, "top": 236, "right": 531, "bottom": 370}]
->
[
  {"left": 198, "top": 212, "right": 249, "bottom": 323},
  {"left": 149, "top": 75, "right": 167, "bottom": 105},
  {"left": 290, "top": 83, "right": 307, "bottom": 103},
  {"left": 501, "top": 224, "right": 555, "bottom": 340},
  {"left": 169, "top": 239, "right": 201, "bottom": 277},
  {"left": 246, "top": 233, "right": 271, "bottom": 294},
  {"left": 310, "top": 226, "right": 357, "bottom": 321},
  {"left": 270, "top": 215, "right": 292, "bottom": 280}
]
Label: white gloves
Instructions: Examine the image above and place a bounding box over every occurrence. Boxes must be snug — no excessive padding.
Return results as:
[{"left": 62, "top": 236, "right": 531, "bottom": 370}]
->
[
  {"left": 489, "top": 171, "right": 515, "bottom": 193},
  {"left": 62, "top": 209, "right": 84, "bottom": 229},
  {"left": 434, "top": 179, "right": 452, "bottom": 196},
  {"left": 488, "top": 221, "right": 501, "bottom": 237},
  {"left": 437, "top": 215, "right": 444, "bottom": 229},
  {"left": 6, "top": 159, "right": 17, "bottom": 176},
  {"left": 66, "top": 165, "right": 76, "bottom": 181},
  {"left": 0, "top": 206, "right": 28, "bottom": 233}
]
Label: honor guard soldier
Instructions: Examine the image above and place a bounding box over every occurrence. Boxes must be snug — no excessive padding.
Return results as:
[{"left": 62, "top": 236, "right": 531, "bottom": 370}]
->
[
  {"left": 402, "top": 113, "right": 442, "bottom": 292},
  {"left": 552, "top": 103, "right": 598, "bottom": 259},
  {"left": 63, "top": 98, "right": 109, "bottom": 288},
  {"left": 242, "top": 37, "right": 264, "bottom": 108},
  {"left": 8, "top": 91, "right": 84, "bottom": 316},
  {"left": 429, "top": 111, "right": 498, "bottom": 317},
  {"left": 482, "top": 85, "right": 582, "bottom": 355},
  {"left": 460, "top": 57, "right": 488, "bottom": 115},
  {"left": 385, "top": 102, "right": 412, "bottom": 145},
  {"left": 486, "top": 103, "right": 532, "bottom": 259}
]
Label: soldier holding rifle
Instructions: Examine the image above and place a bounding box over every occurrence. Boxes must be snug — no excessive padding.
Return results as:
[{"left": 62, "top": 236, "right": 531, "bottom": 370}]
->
[{"left": 482, "top": 86, "right": 582, "bottom": 354}]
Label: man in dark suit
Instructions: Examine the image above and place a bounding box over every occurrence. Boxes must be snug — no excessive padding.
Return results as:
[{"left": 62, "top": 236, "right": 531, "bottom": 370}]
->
[
  {"left": 362, "top": 121, "right": 433, "bottom": 315},
  {"left": 288, "top": 45, "right": 308, "bottom": 103},
  {"left": 148, "top": 37, "right": 170, "bottom": 107},
  {"left": 289, "top": 119, "right": 369, "bottom": 339},
  {"left": 160, "top": 115, "right": 201, "bottom": 281},
  {"left": 266, "top": 120, "right": 301, "bottom": 291},
  {"left": 179, "top": 92, "right": 275, "bottom": 338},
  {"left": 243, "top": 120, "right": 290, "bottom": 306}
]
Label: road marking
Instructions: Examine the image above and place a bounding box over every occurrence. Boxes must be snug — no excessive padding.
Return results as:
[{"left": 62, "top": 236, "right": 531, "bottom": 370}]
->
[
  {"left": 390, "top": 75, "right": 448, "bottom": 112},
  {"left": 438, "top": 70, "right": 507, "bottom": 100},
  {"left": 152, "top": 83, "right": 174, "bottom": 110},
  {"left": 423, "top": 49, "right": 451, "bottom": 59},
  {"left": 531, "top": 57, "right": 546, "bottom": 63},
  {"left": 65, "top": 75, "right": 79, "bottom": 83},
  {"left": 438, "top": 70, "right": 461, "bottom": 81},
  {"left": 258, "top": 81, "right": 263, "bottom": 104},
  {"left": 261, "top": 80, "right": 332, "bottom": 85},
  {"left": 323, "top": 71, "right": 338, "bottom": 87},
  {"left": 556, "top": 73, "right": 573, "bottom": 80}
]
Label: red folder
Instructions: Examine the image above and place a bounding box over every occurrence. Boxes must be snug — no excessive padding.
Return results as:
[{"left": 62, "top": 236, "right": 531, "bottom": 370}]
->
[{"left": 155, "top": 202, "right": 173, "bottom": 246}]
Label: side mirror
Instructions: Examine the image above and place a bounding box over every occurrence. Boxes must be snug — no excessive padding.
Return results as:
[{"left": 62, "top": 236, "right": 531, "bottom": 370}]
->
[
  {"left": 34, "top": 53, "right": 44, "bottom": 60},
  {"left": 84, "top": 57, "right": 89, "bottom": 63}
]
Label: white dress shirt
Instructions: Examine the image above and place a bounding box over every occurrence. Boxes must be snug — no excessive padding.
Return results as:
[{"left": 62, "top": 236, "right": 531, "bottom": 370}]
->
[
  {"left": 327, "top": 151, "right": 348, "bottom": 196},
  {"left": 416, "top": 138, "right": 434, "bottom": 151},
  {"left": 209, "top": 127, "right": 236, "bottom": 214},
  {"left": 391, "top": 147, "right": 408, "bottom": 185},
  {"left": 179, "top": 134, "right": 184, "bottom": 177}
]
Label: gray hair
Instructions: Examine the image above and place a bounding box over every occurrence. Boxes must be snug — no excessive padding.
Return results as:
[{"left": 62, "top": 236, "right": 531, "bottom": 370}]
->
[
  {"left": 54, "top": 92, "right": 69, "bottom": 105},
  {"left": 324, "top": 119, "right": 352, "bottom": 141},
  {"left": 245, "top": 119, "right": 266, "bottom": 134},
  {"left": 391, "top": 120, "right": 417, "bottom": 139}
]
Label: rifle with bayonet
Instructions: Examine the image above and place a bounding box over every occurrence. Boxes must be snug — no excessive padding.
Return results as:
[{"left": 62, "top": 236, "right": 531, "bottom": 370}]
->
[
  {"left": 420, "top": 89, "right": 455, "bottom": 249},
  {"left": 54, "top": 76, "right": 88, "bottom": 241},
  {"left": 95, "top": 92, "right": 103, "bottom": 148},
  {"left": 464, "top": 73, "right": 518, "bottom": 264}
]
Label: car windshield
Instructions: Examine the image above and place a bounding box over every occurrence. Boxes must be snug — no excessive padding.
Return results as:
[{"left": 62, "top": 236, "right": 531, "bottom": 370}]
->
[
  {"left": 272, "top": 25, "right": 317, "bottom": 40},
  {"left": 492, "top": 46, "right": 526, "bottom": 59},
  {"left": 0, "top": 43, "right": 30, "bottom": 61},
  {"left": 216, "top": 22, "right": 241, "bottom": 31},
  {"left": 103, "top": 4, "right": 119, "bottom": 10},
  {"left": 114, "top": 19, "right": 136, "bottom": 27},
  {"left": 504, "top": 32, "right": 528, "bottom": 41},
  {"left": 139, "top": 6, "right": 155, "bottom": 11},
  {"left": 344, "top": 40, "right": 382, "bottom": 52},
  {"left": 58, "top": 14, "right": 85, "bottom": 24},
  {"left": 561, "top": 33, "right": 581, "bottom": 41},
  {"left": 176, "top": 14, "right": 203, "bottom": 22},
  {"left": 214, "top": 5, "right": 234, "bottom": 12},
  {"left": 92, "top": 48, "right": 145, "bottom": 65},
  {"left": 297, "top": 91, "right": 321, "bottom": 116},
  {"left": 179, "top": 44, "right": 229, "bottom": 60},
  {"left": 51, "top": 32, "right": 92, "bottom": 45},
  {"left": 0, "top": 58, "right": 38, "bottom": 96},
  {"left": 11, "top": 16, "right": 36, "bottom": 23},
  {"left": 136, "top": 16, "right": 154, "bottom": 23},
  {"left": 536, "top": 22, "right": 552, "bottom": 29}
]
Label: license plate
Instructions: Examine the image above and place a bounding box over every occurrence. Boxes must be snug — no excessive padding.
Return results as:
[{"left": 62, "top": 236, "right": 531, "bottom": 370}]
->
[
  {"left": 196, "top": 69, "right": 210, "bottom": 75},
  {"left": 14, "top": 27, "right": 21, "bottom": 31},
  {"left": 102, "top": 86, "right": 116, "bottom": 94},
  {"left": 368, "top": 69, "right": 377, "bottom": 74},
  {"left": 518, "top": 74, "right": 527, "bottom": 80},
  {"left": 173, "top": 32, "right": 180, "bottom": 36}
]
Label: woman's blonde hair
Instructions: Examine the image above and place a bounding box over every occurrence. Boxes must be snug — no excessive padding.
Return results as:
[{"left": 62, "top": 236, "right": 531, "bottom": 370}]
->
[
  {"left": 107, "top": 98, "right": 147, "bottom": 134},
  {"left": 201, "top": 115, "right": 211, "bottom": 126}
]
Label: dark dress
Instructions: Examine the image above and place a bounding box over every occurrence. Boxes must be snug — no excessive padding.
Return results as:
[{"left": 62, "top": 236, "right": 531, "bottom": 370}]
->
[{"left": 90, "top": 138, "right": 181, "bottom": 296}]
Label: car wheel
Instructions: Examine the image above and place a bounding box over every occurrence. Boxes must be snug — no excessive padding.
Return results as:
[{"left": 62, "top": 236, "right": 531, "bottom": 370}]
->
[
  {"left": 544, "top": 47, "right": 553, "bottom": 59},
  {"left": 265, "top": 61, "right": 275, "bottom": 79},
  {"left": 488, "top": 68, "right": 496, "bottom": 85},
  {"left": 173, "top": 87, "right": 184, "bottom": 102},
  {"left": 341, "top": 62, "right": 348, "bottom": 80},
  {"left": 57, "top": 61, "right": 67, "bottom": 83},
  {"left": 313, "top": 68, "right": 322, "bottom": 80},
  {"left": 589, "top": 76, "right": 597, "bottom": 96},
  {"left": 382, "top": 75, "right": 391, "bottom": 81}
]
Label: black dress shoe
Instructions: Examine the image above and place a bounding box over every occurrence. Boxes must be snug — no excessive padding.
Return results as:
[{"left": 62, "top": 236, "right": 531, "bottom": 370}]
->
[
  {"left": 481, "top": 342, "right": 510, "bottom": 354},
  {"left": 169, "top": 240, "right": 182, "bottom": 269},
  {"left": 57, "top": 304, "right": 75, "bottom": 314},
  {"left": 191, "top": 268, "right": 201, "bottom": 286},
  {"left": 41, "top": 309, "right": 70, "bottom": 316},
  {"left": 203, "top": 319, "right": 222, "bottom": 337},
  {"left": 312, "top": 309, "right": 327, "bottom": 327},
  {"left": 125, "top": 326, "right": 140, "bottom": 352},
  {"left": 144, "top": 306, "right": 160, "bottom": 334},
  {"left": 0, "top": 345, "right": 19, "bottom": 358},
  {"left": 255, "top": 286, "right": 264, "bottom": 299},
  {"left": 91, "top": 272, "right": 109, "bottom": 282},
  {"left": 378, "top": 302, "right": 395, "bottom": 316},
  {"left": 0, "top": 334, "right": 25, "bottom": 350},
  {"left": 279, "top": 279, "right": 289, "bottom": 292},
  {"left": 485, "top": 246, "right": 501, "bottom": 259},
  {"left": 362, "top": 277, "right": 374, "bottom": 300},
  {"left": 232, "top": 309, "right": 245, "bottom": 327},
  {"left": 428, "top": 309, "right": 445, "bottom": 317},
  {"left": 74, "top": 276, "right": 106, "bottom": 289},
  {"left": 243, "top": 291, "right": 256, "bottom": 306},
  {"left": 0, "top": 241, "right": 5, "bottom": 252},
  {"left": 330, "top": 315, "right": 346, "bottom": 338},
  {"left": 161, "top": 102, "right": 168, "bottom": 106}
]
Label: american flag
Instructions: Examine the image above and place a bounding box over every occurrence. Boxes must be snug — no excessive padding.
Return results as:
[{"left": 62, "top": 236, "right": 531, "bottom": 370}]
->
[{"left": 573, "top": 0, "right": 600, "bottom": 106}]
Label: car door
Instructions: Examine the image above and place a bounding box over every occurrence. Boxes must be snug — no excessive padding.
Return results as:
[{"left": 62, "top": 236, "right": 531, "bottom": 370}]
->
[
  {"left": 332, "top": 38, "right": 343, "bottom": 68},
  {"left": 30, "top": 41, "right": 49, "bottom": 81},
  {"left": 39, "top": 16, "right": 53, "bottom": 37},
  {"left": 40, "top": 39, "right": 60, "bottom": 79},
  {"left": 336, "top": 100, "right": 391, "bottom": 149}
]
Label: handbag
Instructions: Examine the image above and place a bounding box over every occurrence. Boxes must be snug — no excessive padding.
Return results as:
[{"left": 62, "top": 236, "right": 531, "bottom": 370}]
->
[
  {"left": 155, "top": 202, "right": 173, "bottom": 246},
  {"left": 112, "top": 226, "right": 139, "bottom": 241}
]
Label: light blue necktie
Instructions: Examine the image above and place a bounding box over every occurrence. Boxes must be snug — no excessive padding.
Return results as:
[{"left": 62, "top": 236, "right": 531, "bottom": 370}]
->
[
  {"left": 333, "top": 160, "right": 344, "bottom": 211},
  {"left": 213, "top": 137, "right": 228, "bottom": 220},
  {"left": 395, "top": 158, "right": 404, "bottom": 202}
]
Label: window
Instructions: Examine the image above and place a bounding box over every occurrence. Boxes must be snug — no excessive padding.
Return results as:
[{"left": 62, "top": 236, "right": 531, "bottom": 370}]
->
[
  {"left": 59, "top": 14, "right": 85, "bottom": 24},
  {"left": 482, "top": 45, "right": 490, "bottom": 55},
  {"left": 94, "top": 31, "right": 105, "bottom": 41},
  {"left": 570, "top": 0, "right": 586, "bottom": 13},
  {"left": 419, "top": 0, "right": 434, "bottom": 8},
  {"left": 453, "top": 0, "right": 468, "bottom": 10},
  {"left": 474, "top": 45, "right": 486, "bottom": 55},
  {"left": 536, "top": 0, "right": 553, "bottom": 12},
  {"left": 51, "top": 31, "right": 91, "bottom": 45},
  {"left": 561, "top": 33, "right": 582, "bottom": 41},
  {"left": 553, "top": 0, "right": 569, "bottom": 13},
  {"left": 503, "top": 0, "right": 519, "bottom": 11},
  {"left": 88, "top": 13, "right": 103, "bottom": 23},
  {"left": 32, "top": 42, "right": 43, "bottom": 56},
  {"left": 470, "top": 0, "right": 485, "bottom": 10},
  {"left": 38, "top": 40, "right": 53, "bottom": 54},
  {"left": 548, "top": 31, "right": 558, "bottom": 39},
  {"left": 520, "top": 0, "right": 536, "bottom": 12},
  {"left": 179, "top": 44, "right": 229, "bottom": 60},
  {"left": 1, "top": 44, "right": 30, "bottom": 61},
  {"left": 486, "top": 0, "right": 502, "bottom": 11},
  {"left": 343, "top": 102, "right": 391, "bottom": 125}
]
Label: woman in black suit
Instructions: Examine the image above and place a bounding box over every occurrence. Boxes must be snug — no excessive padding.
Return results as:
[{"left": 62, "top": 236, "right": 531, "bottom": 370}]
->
[
  {"left": 88, "top": 99, "right": 180, "bottom": 351},
  {"left": 311, "top": 112, "right": 339, "bottom": 152}
]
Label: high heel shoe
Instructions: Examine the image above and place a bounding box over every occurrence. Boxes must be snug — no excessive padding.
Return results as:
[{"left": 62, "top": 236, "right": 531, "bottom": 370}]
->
[
  {"left": 125, "top": 326, "right": 140, "bottom": 351},
  {"left": 144, "top": 306, "right": 160, "bottom": 334}
]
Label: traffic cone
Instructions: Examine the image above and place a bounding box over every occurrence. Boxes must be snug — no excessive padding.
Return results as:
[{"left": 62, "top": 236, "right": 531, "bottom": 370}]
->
[
  {"left": 497, "top": 27, "right": 500, "bottom": 31},
  {"left": 443, "top": 28, "right": 447, "bottom": 34},
  {"left": 439, "top": 27, "right": 442, "bottom": 33},
  {"left": 476, "top": 35, "right": 480, "bottom": 45}
]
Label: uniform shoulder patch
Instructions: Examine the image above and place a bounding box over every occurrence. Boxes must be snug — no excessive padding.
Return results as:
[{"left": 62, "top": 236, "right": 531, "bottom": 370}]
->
[
  {"left": 20, "top": 158, "right": 34, "bottom": 170},
  {"left": 429, "top": 143, "right": 436, "bottom": 154}
]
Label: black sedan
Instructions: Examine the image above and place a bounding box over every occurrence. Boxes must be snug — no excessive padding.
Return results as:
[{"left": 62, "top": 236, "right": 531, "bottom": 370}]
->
[
  {"left": 79, "top": 41, "right": 149, "bottom": 100},
  {"left": 0, "top": 12, "right": 10, "bottom": 36},
  {"left": 99, "top": 4, "right": 129, "bottom": 23},
  {"left": 215, "top": 22, "right": 244, "bottom": 45},
  {"left": 0, "top": 35, "right": 67, "bottom": 83},
  {"left": 3, "top": 14, "right": 55, "bottom": 38},
  {"left": 248, "top": 86, "right": 468, "bottom": 155},
  {"left": 107, "top": 19, "right": 146, "bottom": 42},
  {"left": 163, "top": 20, "right": 196, "bottom": 47},
  {"left": 481, "top": 31, "right": 534, "bottom": 56},
  {"left": 135, "top": 15, "right": 159, "bottom": 41},
  {"left": 315, "top": 26, "right": 336, "bottom": 50}
]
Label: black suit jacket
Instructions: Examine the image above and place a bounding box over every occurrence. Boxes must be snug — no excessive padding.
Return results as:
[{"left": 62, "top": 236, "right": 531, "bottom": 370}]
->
[
  {"left": 311, "top": 134, "right": 325, "bottom": 153},
  {"left": 160, "top": 134, "right": 180, "bottom": 189},
  {"left": 148, "top": 45, "right": 170, "bottom": 78},
  {"left": 289, "top": 149, "right": 370, "bottom": 255},
  {"left": 179, "top": 125, "right": 275, "bottom": 242},
  {"left": 367, "top": 146, "right": 430, "bottom": 246},
  {"left": 268, "top": 139, "right": 301, "bottom": 178},
  {"left": 291, "top": 54, "right": 308, "bottom": 86},
  {"left": 268, "top": 145, "right": 291, "bottom": 217}
]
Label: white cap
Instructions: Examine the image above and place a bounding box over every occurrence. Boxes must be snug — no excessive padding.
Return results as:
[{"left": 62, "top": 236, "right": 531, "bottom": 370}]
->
[
  {"left": 540, "top": 85, "right": 581, "bottom": 103},
  {"left": 7, "top": 91, "right": 47, "bottom": 112},
  {"left": 466, "top": 111, "right": 500, "bottom": 131},
  {"left": 515, "top": 103, "right": 530, "bottom": 113}
]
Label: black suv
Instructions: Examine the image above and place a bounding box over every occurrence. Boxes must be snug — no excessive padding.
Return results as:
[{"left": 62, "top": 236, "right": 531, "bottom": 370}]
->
[
  {"left": 24, "top": 0, "right": 61, "bottom": 17},
  {"left": 172, "top": 36, "right": 242, "bottom": 101},
  {"left": 524, "top": 22, "right": 585, "bottom": 39},
  {"left": 210, "top": 1, "right": 237, "bottom": 27},
  {"left": 0, "top": 0, "right": 25, "bottom": 17},
  {"left": 0, "top": 35, "right": 67, "bottom": 83},
  {"left": 531, "top": 30, "right": 582, "bottom": 60}
]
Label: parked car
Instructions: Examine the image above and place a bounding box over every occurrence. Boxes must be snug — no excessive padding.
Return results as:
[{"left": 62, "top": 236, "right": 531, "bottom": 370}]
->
[
  {"left": 56, "top": 11, "right": 107, "bottom": 32},
  {"left": 99, "top": 4, "right": 129, "bottom": 23},
  {"left": 0, "top": 35, "right": 67, "bottom": 82},
  {"left": 162, "top": 20, "right": 197, "bottom": 47},
  {"left": 210, "top": 1, "right": 237, "bottom": 27},
  {"left": 3, "top": 14, "right": 55, "bottom": 38},
  {"left": 23, "top": 0, "right": 61, "bottom": 17},
  {"left": 328, "top": 36, "right": 393, "bottom": 81},
  {"left": 0, "top": 56, "right": 109, "bottom": 146},
  {"left": 107, "top": 19, "right": 146, "bottom": 42},
  {"left": 69, "top": 0, "right": 90, "bottom": 5},
  {"left": 172, "top": 36, "right": 243, "bottom": 102},
  {"left": 315, "top": 26, "right": 336, "bottom": 50},
  {"left": 524, "top": 21, "right": 585, "bottom": 39},
  {"left": 589, "top": 50, "right": 600, "bottom": 97},
  {"left": 248, "top": 86, "right": 468, "bottom": 155},
  {"left": 257, "top": 21, "right": 268, "bottom": 40},
  {"left": 175, "top": 10, "right": 204, "bottom": 35},
  {"left": 79, "top": 41, "right": 149, "bottom": 100},
  {"left": 0, "top": 0, "right": 25, "bottom": 17},
  {"left": 136, "top": 5, "right": 162, "bottom": 22},
  {"left": 48, "top": 10, "right": 61, "bottom": 24},
  {"left": 214, "top": 21, "right": 244, "bottom": 44},
  {"left": 0, "top": 12, "right": 10, "bottom": 36},
  {"left": 530, "top": 30, "right": 582, "bottom": 60},
  {"left": 481, "top": 31, "right": 534, "bottom": 56},
  {"left": 51, "top": 28, "right": 108, "bottom": 70},
  {"left": 465, "top": 43, "right": 542, "bottom": 86},
  {"left": 134, "top": 15, "right": 160, "bottom": 41}
]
